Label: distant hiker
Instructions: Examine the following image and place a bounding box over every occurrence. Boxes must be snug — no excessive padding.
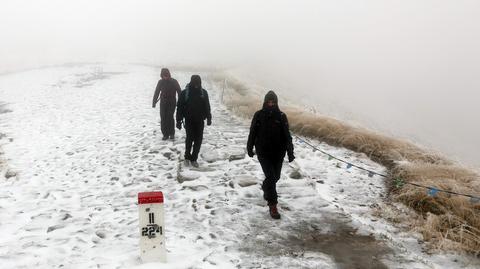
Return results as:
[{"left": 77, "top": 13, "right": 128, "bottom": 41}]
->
[
  {"left": 176, "top": 75, "right": 212, "bottom": 168},
  {"left": 247, "top": 91, "right": 295, "bottom": 219},
  {"left": 152, "top": 68, "right": 182, "bottom": 140}
]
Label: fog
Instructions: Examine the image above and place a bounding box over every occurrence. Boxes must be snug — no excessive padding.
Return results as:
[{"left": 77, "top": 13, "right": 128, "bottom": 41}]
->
[{"left": 1, "top": 0, "right": 479, "bottom": 168}]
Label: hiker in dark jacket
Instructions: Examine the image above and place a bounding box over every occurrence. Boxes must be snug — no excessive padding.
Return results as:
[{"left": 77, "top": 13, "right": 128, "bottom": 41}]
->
[
  {"left": 176, "top": 75, "right": 212, "bottom": 167},
  {"left": 247, "top": 91, "right": 295, "bottom": 219},
  {"left": 152, "top": 68, "right": 182, "bottom": 140}
]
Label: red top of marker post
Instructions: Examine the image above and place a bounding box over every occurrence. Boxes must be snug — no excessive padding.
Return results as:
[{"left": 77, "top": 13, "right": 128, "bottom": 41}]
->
[{"left": 138, "top": 192, "right": 164, "bottom": 204}]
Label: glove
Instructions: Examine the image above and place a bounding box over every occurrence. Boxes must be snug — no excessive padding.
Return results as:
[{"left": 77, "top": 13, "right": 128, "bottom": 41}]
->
[
  {"left": 247, "top": 149, "right": 255, "bottom": 158},
  {"left": 288, "top": 154, "right": 295, "bottom": 163},
  {"left": 176, "top": 121, "right": 182, "bottom": 130},
  {"left": 207, "top": 119, "right": 212, "bottom": 126}
]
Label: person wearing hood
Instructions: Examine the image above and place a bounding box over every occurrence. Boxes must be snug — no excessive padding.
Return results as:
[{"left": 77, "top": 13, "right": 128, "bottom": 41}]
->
[
  {"left": 152, "top": 68, "right": 182, "bottom": 140},
  {"left": 176, "top": 75, "right": 212, "bottom": 168},
  {"left": 247, "top": 91, "right": 295, "bottom": 219}
]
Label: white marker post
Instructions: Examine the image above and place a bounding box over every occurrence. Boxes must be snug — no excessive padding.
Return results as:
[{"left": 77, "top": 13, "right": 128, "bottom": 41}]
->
[{"left": 138, "top": 191, "right": 166, "bottom": 263}]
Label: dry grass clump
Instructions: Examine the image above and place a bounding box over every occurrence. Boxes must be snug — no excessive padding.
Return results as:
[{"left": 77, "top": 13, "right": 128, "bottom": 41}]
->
[
  {"left": 210, "top": 73, "right": 480, "bottom": 255},
  {"left": 390, "top": 163, "right": 480, "bottom": 253},
  {"left": 422, "top": 213, "right": 480, "bottom": 255}
]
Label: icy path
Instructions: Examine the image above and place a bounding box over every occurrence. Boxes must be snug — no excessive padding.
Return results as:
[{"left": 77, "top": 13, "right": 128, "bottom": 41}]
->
[{"left": 0, "top": 65, "right": 478, "bottom": 269}]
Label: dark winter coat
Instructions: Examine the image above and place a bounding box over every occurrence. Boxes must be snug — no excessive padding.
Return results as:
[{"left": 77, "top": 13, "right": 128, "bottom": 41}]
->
[
  {"left": 247, "top": 91, "right": 294, "bottom": 159},
  {"left": 152, "top": 69, "right": 181, "bottom": 107},
  {"left": 176, "top": 83, "right": 212, "bottom": 123}
]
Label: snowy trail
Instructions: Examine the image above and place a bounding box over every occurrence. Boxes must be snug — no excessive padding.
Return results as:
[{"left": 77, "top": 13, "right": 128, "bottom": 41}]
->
[{"left": 0, "top": 65, "right": 478, "bottom": 269}]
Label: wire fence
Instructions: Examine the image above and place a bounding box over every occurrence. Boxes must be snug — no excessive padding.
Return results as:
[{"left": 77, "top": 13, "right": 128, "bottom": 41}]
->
[{"left": 293, "top": 135, "right": 480, "bottom": 204}]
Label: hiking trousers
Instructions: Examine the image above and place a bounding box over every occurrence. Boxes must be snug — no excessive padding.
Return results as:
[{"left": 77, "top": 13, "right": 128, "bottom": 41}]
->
[
  {"left": 185, "top": 119, "right": 204, "bottom": 161},
  {"left": 160, "top": 100, "right": 176, "bottom": 137},
  {"left": 258, "top": 155, "right": 284, "bottom": 205}
]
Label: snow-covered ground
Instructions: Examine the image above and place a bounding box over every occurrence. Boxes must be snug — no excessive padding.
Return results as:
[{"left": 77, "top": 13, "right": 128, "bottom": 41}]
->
[{"left": 0, "top": 64, "right": 478, "bottom": 269}]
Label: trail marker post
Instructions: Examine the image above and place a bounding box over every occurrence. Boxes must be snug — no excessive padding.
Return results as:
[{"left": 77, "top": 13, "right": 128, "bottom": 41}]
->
[{"left": 138, "top": 191, "right": 166, "bottom": 263}]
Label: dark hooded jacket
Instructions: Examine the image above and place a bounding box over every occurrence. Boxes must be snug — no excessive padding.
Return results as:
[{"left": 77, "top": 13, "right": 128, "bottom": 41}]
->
[
  {"left": 152, "top": 68, "right": 181, "bottom": 107},
  {"left": 247, "top": 91, "right": 294, "bottom": 158},
  {"left": 176, "top": 75, "right": 212, "bottom": 122}
]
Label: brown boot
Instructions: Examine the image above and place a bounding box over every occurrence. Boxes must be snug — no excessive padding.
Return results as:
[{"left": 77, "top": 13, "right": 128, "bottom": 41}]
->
[{"left": 269, "top": 204, "right": 281, "bottom": 219}]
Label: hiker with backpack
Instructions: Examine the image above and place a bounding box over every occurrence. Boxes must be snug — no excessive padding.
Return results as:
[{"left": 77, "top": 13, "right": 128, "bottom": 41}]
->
[
  {"left": 247, "top": 91, "right": 295, "bottom": 219},
  {"left": 152, "top": 68, "right": 182, "bottom": 140},
  {"left": 176, "top": 75, "right": 212, "bottom": 168}
]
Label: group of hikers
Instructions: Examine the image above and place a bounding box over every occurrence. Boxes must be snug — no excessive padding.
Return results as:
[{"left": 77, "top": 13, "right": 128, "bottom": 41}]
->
[{"left": 152, "top": 68, "right": 295, "bottom": 219}]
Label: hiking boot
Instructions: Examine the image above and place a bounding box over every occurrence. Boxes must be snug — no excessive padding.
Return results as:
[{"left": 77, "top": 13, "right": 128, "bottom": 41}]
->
[
  {"left": 269, "top": 204, "right": 281, "bottom": 219},
  {"left": 191, "top": 161, "right": 199, "bottom": 168},
  {"left": 184, "top": 159, "right": 191, "bottom": 166},
  {"left": 162, "top": 136, "right": 169, "bottom": 140},
  {"left": 169, "top": 135, "right": 175, "bottom": 140}
]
